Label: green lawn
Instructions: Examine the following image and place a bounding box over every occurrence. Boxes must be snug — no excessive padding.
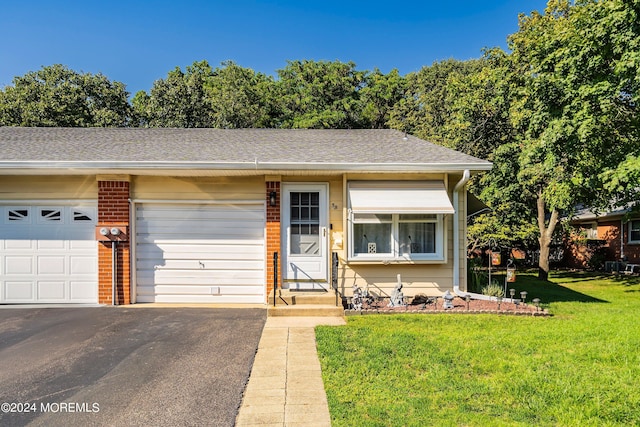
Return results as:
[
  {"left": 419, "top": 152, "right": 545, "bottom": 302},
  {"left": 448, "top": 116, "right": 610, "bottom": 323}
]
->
[{"left": 316, "top": 273, "right": 640, "bottom": 426}]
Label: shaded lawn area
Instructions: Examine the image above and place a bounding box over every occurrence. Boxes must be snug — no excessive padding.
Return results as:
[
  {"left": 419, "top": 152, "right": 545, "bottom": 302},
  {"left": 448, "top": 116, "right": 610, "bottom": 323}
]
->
[{"left": 316, "top": 273, "right": 640, "bottom": 426}]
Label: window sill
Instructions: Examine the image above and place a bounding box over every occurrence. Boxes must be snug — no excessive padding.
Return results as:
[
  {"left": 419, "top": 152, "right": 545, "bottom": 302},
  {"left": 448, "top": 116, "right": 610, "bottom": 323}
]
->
[{"left": 347, "top": 256, "right": 446, "bottom": 265}]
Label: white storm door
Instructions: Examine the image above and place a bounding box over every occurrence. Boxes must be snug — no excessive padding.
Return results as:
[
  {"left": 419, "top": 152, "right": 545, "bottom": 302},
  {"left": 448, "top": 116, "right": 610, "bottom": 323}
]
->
[{"left": 282, "top": 184, "right": 328, "bottom": 290}]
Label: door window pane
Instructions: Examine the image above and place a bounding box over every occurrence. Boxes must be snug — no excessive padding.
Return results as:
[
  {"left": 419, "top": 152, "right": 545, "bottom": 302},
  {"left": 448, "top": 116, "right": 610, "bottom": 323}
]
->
[{"left": 290, "top": 191, "right": 320, "bottom": 255}]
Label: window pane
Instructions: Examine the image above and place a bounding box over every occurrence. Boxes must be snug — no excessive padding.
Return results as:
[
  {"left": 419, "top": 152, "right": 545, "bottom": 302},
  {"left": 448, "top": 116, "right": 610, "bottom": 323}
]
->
[
  {"left": 399, "top": 222, "right": 436, "bottom": 254},
  {"left": 399, "top": 214, "right": 437, "bottom": 221},
  {"left": 631, "top": 220, "right": 640, "bottom": 242},
  {"left": 353, "top": 223, "right": 391, "bottom": 254},
  {"left": 8, "top": 209, "right": 29, "bottom": 221},
  {"left": 353, "top": 214, "right": 392, "bottom": 223}
]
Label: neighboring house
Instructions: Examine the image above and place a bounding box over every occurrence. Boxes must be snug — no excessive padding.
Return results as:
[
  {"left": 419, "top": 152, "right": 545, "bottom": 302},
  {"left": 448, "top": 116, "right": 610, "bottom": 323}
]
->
[
  {"left": 0, "top": 128, "right": 491, "bottom": 305},
  {"left": 565, "top": 207, "right": 640, "bottom": 270}
]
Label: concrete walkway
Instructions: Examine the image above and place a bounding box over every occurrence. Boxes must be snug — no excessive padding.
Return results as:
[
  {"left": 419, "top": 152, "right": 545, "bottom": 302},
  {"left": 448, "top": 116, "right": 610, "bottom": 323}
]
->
[{"left": 236, "top": 316, "right": 346, "bottom": 427}]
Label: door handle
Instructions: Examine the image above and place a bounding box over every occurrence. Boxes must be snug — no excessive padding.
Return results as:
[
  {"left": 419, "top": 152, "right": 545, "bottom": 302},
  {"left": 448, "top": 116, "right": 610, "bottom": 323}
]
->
[{"left": 322, "top": 227, "right": 327, "bottom": 237}]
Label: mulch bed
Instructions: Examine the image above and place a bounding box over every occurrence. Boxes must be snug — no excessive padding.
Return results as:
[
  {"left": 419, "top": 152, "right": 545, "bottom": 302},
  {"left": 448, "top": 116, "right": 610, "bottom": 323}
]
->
[{"left": 345, "top": 296, "right": 550, "bottom": 316}]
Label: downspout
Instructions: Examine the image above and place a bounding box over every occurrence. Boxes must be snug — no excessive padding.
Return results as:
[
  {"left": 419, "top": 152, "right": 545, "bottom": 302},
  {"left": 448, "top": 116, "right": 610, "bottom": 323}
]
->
[
  {"left": 112, "top": 240, "right": 118, "bottom": 306},
  {"left": 453, "top": 170, "right": 493, "bottom": 301}
]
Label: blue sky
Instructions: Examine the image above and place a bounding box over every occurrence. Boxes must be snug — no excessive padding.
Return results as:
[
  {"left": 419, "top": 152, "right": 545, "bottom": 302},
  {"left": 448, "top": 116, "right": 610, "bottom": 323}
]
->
[{"left": 1, "top": 0, "right": 548, "bottom": 96}]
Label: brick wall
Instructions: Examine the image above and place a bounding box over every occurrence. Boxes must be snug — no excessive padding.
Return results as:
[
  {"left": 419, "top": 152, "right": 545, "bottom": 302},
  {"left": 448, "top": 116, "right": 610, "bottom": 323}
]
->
[
  {"left": 564, "top": 220, "right": 640, "bottom": 268},
  {"left": 97, "top": 180, "right": 130, "bottom": 305},
  {"left": 265, "top": 182, "right": 281, "bottom": 301}
]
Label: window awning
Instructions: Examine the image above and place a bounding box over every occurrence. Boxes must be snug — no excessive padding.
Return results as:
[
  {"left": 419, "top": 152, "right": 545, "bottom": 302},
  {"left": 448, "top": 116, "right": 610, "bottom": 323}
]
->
[{"left": 348, "top": 181, "right": 455, "bottom": 214}]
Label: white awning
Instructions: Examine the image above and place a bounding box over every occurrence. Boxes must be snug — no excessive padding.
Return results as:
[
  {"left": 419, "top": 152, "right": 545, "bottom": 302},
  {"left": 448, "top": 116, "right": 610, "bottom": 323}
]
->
[{"left": 348, "top": 181, "right": 455, "bottom": 214}]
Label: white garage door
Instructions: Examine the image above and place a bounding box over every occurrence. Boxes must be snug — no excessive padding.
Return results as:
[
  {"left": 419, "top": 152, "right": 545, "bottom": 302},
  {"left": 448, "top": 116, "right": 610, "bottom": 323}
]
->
[
  {"left": 135, "top": 203, "right": 266, "bottom": 303},
  {"left": 0, "top": 205, "right": 98, "bottom": 304}
]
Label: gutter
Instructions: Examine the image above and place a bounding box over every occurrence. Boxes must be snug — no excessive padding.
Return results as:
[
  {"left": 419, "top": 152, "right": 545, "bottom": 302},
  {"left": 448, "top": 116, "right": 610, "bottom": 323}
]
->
[
  {"left": 0, "top": 160, "right": 493, "bottom": 173},
  {"left": 452, "top": 170, "right": 493, "bottom": 301}
]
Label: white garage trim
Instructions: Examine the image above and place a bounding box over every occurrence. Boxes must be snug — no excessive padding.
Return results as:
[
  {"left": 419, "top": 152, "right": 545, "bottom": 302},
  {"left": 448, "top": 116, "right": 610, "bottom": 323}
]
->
[
  {"left": 0, "top": 202, "right": 98, "bottom": 304},
  {"left": 133, "top": 201, "right": 266, "bottom": 304}
]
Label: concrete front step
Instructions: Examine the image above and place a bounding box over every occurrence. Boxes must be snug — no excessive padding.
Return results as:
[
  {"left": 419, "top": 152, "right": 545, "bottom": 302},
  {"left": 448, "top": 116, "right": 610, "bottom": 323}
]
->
[
  {"left": 274, "top": 290, "right": 339, "bottom": 306},
  {"left": 267, "top": 304, "right": 345, "bottom": 317}
]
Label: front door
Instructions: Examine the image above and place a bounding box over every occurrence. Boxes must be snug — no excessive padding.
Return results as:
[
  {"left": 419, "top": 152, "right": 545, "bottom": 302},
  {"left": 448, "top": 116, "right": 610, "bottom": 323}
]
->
[{"left": 282, "top": 184, "right": 328, "bottom": 290}]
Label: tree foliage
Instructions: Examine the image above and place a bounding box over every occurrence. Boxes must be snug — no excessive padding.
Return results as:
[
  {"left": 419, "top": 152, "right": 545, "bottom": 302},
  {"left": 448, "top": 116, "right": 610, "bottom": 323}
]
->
[
  {"left": 0, "top": 64, "right": 131, "bottom": 127},
  {"left": 485, "top": 0, "right": 640, "bottom": 278},
  {"left": 205, "top": 61, "right": 276, "bottom": 128},
  {"left": 274, "top": 60, "right": 367, "bottom": 128},
  {"left": 132, "top": 60, "right": 214, "bottom": 127}
]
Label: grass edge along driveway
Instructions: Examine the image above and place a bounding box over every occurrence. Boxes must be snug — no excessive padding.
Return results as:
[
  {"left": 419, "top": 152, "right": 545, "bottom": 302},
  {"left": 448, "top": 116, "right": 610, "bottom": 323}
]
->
[{"left": 316, "top": 273, "right": 640, "bottom": 427}]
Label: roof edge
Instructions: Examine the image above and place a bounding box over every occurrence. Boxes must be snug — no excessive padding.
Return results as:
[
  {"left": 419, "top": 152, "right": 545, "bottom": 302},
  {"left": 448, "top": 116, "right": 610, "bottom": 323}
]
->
[{"left": 0, "top": 160, "right": 492, "bottom": 172}]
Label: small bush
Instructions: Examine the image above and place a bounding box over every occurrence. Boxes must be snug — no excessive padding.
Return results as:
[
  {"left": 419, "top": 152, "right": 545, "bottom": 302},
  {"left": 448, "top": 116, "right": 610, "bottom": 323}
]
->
[{"left": 481, "top": 280, "right": 504, "bottom": 297}]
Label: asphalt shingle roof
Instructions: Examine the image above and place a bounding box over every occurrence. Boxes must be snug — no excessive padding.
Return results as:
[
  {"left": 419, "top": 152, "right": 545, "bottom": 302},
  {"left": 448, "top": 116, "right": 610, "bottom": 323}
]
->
[{"left": 0, "top": 127, "right": 491, "bottom": 171}]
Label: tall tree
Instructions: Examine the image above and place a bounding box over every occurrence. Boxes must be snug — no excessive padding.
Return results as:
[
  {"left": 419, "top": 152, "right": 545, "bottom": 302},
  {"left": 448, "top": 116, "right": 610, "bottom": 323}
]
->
[
  {"left": 275, "top": 60, "right": 366, "bottom": 128},
  {"left": 387, "top": 59, "right": 482, "bottom": 144},
  {"left": 493, "top": 0, "right": 640, "bottom": 279},
  {"left": 0, "top": 64, "right": 131, "bottom": 127},
  {"left": 358, "top": 68, "right": 406, "bottom": 129},
  {"left": 205, "top": 61, "right": 276, "bottom": 128},
  {"left": 133, "top": 60, "right": 214, "bottom": 127}
]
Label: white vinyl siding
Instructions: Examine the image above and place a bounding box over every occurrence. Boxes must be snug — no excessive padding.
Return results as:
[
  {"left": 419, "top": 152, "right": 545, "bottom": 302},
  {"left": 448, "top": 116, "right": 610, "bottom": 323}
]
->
[
  {"left": 135, "top": 203, "right": 265, "bottom": 303},
  {"left": 0, "top": 205, "right": 98, "bottom": 304}
]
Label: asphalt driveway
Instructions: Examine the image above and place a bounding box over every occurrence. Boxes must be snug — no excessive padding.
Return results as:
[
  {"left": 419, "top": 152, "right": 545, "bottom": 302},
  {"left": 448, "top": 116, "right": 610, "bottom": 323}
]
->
[{"left": 0, "top": 307, "right": 266, "bottom": 427}]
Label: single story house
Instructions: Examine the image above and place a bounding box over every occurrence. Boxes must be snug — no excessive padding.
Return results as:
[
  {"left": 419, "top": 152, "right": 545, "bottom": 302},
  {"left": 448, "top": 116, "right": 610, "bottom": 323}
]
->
[
  {"left": 0, "top": 127, "right": 491, "bottom": 305},
  {"left": 565, "top": 207, "right": 640, "bottom": 270}
]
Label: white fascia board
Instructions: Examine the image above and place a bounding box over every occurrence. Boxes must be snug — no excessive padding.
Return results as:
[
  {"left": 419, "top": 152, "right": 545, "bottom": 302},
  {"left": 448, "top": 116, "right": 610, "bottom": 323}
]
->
[{"left": 0, "top": 160, "right": 492, "bottom": 173}]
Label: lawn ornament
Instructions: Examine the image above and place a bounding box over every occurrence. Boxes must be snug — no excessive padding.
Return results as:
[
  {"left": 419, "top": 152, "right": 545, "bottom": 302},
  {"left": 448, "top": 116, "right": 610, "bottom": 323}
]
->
[
  {"left": 442, "top": 290, "right": 454, "bottom": 309},
  {"left": 352, "top": 284, "right": 363, "bottom": 311},
  {"left": 388, "top": 274, "right": 405, "bottom": 307}
]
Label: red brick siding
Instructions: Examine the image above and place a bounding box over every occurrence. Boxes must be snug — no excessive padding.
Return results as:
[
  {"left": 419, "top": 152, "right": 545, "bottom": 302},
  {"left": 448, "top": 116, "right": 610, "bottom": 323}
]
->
[
  {"left": 265, "top": 182, "right": 281, "bottom": 301},
  {"left": 565, "top": 220, "right": 640, "bottom": 267},
  {"left": 97, "top": 180, "right": 130, "bottom": 305}
]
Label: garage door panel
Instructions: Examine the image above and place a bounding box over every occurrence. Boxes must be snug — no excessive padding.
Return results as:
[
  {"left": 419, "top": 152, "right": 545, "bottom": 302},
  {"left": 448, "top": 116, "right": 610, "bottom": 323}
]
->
[
  {"left": 139, "top": 284, "right": 265, "bottom": 295},
  {"left": 5, "top": 281, "right": 34, "bottom": 300},
  {"left": 5, "top": 257, "right": 33, "bottom": 274},
  {"left": 38, "top": 256, "right": 66, "bottom": 274},
  {"left": 137, "top": 268, "right": 266, "bottom": 278},
  {"left": 70, "top": 281, "right": 99, "bottom": 301},
  {"left": 37, "top": 240, "right": 66, "bottom": 250},
  {"left": 137, "top": 207, "right": 264, "bottom": 221},
  {"left": 137, "top": 294, "right": 265, "bottom": 304},
  {"left": 70, "top": 240, "right": 98, "bottom": 250},
  {"left": 137, "top": 246, "right": 264, "bottom": 259},
  {"left": 136, "top": 203, "right": 265, "bottom": 303},
  {"left": 70, "top": 257, "right": 98, "bottom": 274},
  {"left": 136, "top": 223, "right": 264, "bottom": 238},
  {"left": 137, "top": 270, "right": 264, "bottom": 283},
  {"left": 138, "top": 259, "right": 263, "bottom": 271},
  {"left": 137, "top": 241, "right": 264, "bottom": 254},
  {"left": 1, "top": 205, "right": 98, "bottom": 304},
  {"left": 38, "top": 281, "right": 66, "bottom": 300},
  {"left": 4, "top": 240, "right": 34, "bottom": 250}
]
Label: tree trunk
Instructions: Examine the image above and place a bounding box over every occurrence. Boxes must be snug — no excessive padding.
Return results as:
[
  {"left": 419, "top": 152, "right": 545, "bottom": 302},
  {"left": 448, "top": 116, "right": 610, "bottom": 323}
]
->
[
  {"left": 536, "top": 193, "right": 559, "bottom": 281},
  {"left": 538, "top": 238, "right": 551, "bottom": 280}
]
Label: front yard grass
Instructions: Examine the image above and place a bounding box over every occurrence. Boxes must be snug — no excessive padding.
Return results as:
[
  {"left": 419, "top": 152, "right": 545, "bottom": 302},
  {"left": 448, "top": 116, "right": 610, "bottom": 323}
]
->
[{"left": 315, "top": 273, "right": 640, "bottom": 426}]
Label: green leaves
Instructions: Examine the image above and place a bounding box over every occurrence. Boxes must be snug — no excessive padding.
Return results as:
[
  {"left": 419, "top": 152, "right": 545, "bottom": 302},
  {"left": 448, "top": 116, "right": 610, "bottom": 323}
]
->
[{"left": 0, "top": 64, "right": 131, "bottom": 127}]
